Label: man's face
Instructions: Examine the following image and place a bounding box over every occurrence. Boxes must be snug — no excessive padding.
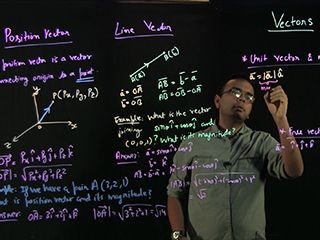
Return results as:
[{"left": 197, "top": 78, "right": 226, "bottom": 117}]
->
[{"left": 215, "top": 79, "right": 254, "bottom": 122}]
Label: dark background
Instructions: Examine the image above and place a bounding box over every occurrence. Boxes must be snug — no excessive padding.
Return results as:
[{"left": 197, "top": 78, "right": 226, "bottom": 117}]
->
[{"left": 0, "top": 1, "right": 319, "bottom": 239}]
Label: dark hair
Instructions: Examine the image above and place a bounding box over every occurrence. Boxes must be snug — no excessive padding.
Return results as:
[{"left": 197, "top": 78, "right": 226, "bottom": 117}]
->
[{"left": 216, "top": 73, "right": 252, "bottom": 96}]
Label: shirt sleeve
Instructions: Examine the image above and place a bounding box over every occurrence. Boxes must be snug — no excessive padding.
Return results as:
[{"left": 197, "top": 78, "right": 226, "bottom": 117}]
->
[
  {"left": 166, "top": 140, "right": 194, "bottom": 198},
  {"left": 262, "top": 133, "right": 290, "bottom": 179}
]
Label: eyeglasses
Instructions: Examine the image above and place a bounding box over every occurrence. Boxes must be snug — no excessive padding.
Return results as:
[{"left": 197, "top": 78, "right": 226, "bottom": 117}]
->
[{"left": 221, "top": 87, "right": 255, "bottom": 104}]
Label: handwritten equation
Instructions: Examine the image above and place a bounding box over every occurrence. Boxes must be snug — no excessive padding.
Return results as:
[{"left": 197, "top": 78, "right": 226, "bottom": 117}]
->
[{"left": 93, "top": 204, "right": 166, "bottom": 220}]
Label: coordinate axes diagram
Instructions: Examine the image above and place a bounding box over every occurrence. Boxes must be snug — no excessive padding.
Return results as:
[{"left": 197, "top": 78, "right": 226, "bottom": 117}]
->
[{"left": 4, "top": 86, "right": 77, "bottom": 149}]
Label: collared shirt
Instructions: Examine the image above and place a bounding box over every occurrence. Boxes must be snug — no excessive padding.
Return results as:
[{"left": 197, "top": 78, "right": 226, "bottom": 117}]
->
[{"left": 167, "top": 124, "right": 288, "bottom": 240}]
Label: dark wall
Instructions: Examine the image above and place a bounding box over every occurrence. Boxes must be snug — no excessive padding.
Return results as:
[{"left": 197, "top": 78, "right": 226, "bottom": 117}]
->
[{"left": 0, "top": 1, "right": 319, "bottom": 239}]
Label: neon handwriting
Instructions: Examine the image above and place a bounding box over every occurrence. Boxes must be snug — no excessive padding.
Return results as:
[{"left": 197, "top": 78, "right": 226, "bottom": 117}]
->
[
  {"left": 0, "top": 52, "right": 95, "bottom": 88},
  {"left": 0, "top": 68, "right": 94, "bottom": 87},
  {"left": 243, "top": 53, "right": 301, "bottom": 65},
  {"left": 118, "top": 126, "right": 143, "bottom": 138},
  {"left": 93, "top": 204, "right": 166, "bottom": 220},
  {"left": 134, "top": 167, "right": 167, "bottom": 179},
  {"left": 129, "top": 46, "right": 179, "bottom": 82},
  {"left": 52, "top": 87, "right": 99, "bottom": 101},
  {"left": 119, "top": 84, "right": 143, "bottom": 108},
  {"left": 188, "top": 106, "right": 211, "bottom": 115},
  {"left": 114, "top": 20, "right": 173, "bottom": 40},
  {"left": 3, "top": 86, "right": 77, "bottom": 149},
  {"left": 0, "top": 169, "right": 14, "bottom": 181},
  {"left": 0, "top": 172, "right": 165, "bottom": 221},
  {"left": 0, "top": 155, "right": 16, "bottom": 182},
  {"left": 195, "top": 128, "right": 236, "bottom": 141},
  {"left": 145, "top": 144, "right": 180, "bottom": 157},
  {"left": 242, "top": 52, "right": 320, "bottom": 70},
  {"left": 17, "top": 178, "right": 129, "bottom": 199},
  {"left": 27, "top": 207, "right": 78, "bottom": 222},
  {"left": 269, "top": 11, "right": 314, "bottom": 32},
  {"left": 0, "top": 184, "right": 15, "bottom": 195},
  {"left": 146, "top": 111, "right": 166, "bottom": 120},
  {"left": 158, "top": 85, "right": 202, "bottom": 100},
  {"left": 153, "top": 118, "right": 214, "bottom": 134},
  {"left": 21, "top": 164, "right": 71, "bottom": 182},
  {"left": 125, "top": 137, "right": 153, "bottom": 148},
  {"left": 276, "top": 126, "right": 320, "bottom": 151},
  {"left": 114, "top": 114, "right": 144, "bottom": 126},
  {"left": 107, "top": 188, "right": 152, "bottom": 205},
  {"left": 0, "top": 211, "right": 20, "bottom": 222},
  {"left": 3, "top": 27, "right": 72, "bottom": 49},
  {"left": 193, "top": 173, "right": 256, "bottom": 200},
  {"left": 249, "top": 68, "right": 284, "bottom": 91},
  {"left": 120, "top": 95, "right": 143, "bottom": 108},
  {"left": 170, "top": 159, "right": 219, "bottom": 173},
  {"left": 0, "top": 75, "right": 29, "bottom": 86},
  {"left": 115, "top": 151, "right": 139, "bottom": 165},
  {"left": 158, "top": 69, "right": 202, "bottom": 101},
  {"left": 279, "top": 126, "right": 320, "bottom": 136},
  {"left": 19, "top": 145, "right": 73, "bottom": 165},
  {"left": 115, "top": 144, "right": 184, "bottom": 165},
  {"left": 0, "top": 154, "right": 14, "bottom": 168},
  {"left": 193, "top": 172, "right": 256, "bottom": 187},
  {"left": 154, "top": 118, "right": 198, "bottom": 131},
  {"left": 158, "top": 69, "right": 199, "bottom": 89},
  {"left": 1, "top": 58, "right": 26, "bottom": 71},
  {"left": 276, "top": 139, "right": 315, "bottom": 151},
  {"left": 119, "top": 204, "right": 166, "bottom": 220},
  {"left": 169, "top": 179, "right": 190, "bottom": 189},
  {"left": 113, "top": 105, "right": 214, "bottom": 174},
  {"left": 1, "top": 53, "right": 92, "bottom": 73},
  {"left": 17, "top": 178, "right": 131, "bottom": 208}
]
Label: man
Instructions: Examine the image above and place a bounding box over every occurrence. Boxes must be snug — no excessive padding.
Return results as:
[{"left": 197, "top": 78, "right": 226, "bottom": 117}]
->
[{"left": 166, "top": 75, "right": 304, "bottom": 240}]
